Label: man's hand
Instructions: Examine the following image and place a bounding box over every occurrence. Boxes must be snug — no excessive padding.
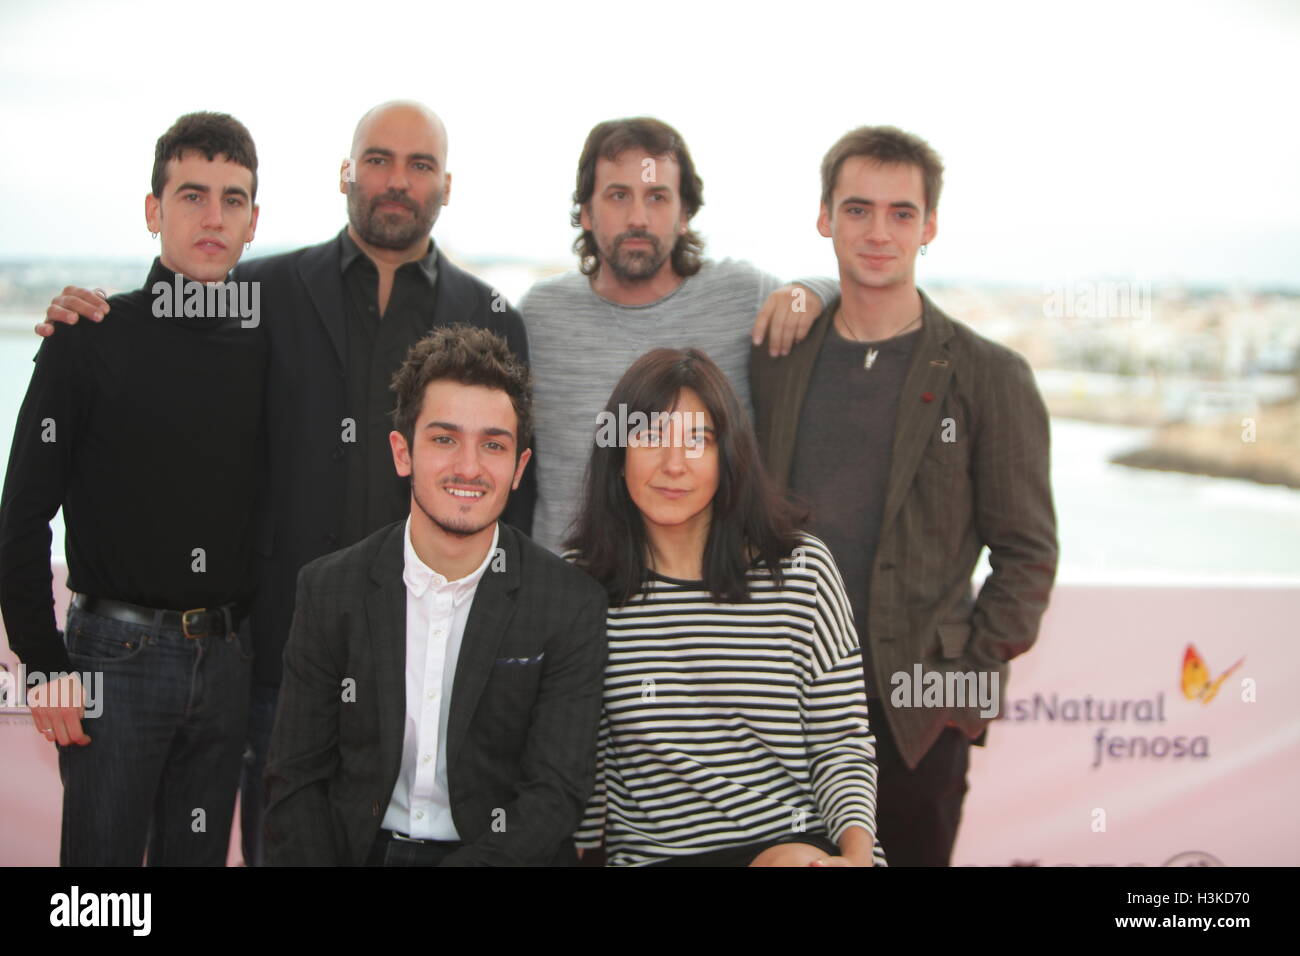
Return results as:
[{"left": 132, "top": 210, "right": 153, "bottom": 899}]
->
[
  {"left": 751, "top": 284, "right": 824, "bottom": 358},
  {"left": 36, "top": 286, "right": 110, "bottom": 338},
  {"left": 27, "top": 672, "right": 91, "bottom": 747}
]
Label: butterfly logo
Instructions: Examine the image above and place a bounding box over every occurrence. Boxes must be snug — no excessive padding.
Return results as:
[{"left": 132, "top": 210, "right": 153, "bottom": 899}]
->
[{"left": 1180, "top": 644, "right": 1244, "bottom": 705}]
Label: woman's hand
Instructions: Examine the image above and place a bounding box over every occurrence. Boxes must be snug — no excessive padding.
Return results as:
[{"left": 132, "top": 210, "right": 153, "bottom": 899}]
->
[{"left": 749, "top": 842, "right": 834, "bottom": 867}]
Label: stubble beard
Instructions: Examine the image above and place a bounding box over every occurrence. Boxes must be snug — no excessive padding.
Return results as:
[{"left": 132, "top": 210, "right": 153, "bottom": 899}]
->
[{"left": 412, "top": 477, "right": 498, "bottom": 539}]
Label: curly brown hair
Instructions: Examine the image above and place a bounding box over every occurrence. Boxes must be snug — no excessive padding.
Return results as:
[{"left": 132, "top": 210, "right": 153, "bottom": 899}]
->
[{"left": 389, "top": 325, "right": 533, "bottom": 457}]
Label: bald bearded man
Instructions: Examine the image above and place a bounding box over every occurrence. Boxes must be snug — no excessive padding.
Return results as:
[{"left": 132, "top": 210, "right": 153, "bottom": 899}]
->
[{"left": 37, "top": 100, "right": 532, "bottom": 865}]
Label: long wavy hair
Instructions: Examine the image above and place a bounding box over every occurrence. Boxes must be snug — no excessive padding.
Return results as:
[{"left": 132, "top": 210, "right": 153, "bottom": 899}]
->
[
  {"left": 570, "top": 117, "right": 705, "bottom": 279},
  {"left": 565, "top": 348, "right": 803, "bottom": 607}
]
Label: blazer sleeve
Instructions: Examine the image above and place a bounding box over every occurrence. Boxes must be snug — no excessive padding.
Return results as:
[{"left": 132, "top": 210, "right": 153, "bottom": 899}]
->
[
  {"left": 439, "top": 585, "right": 608, "bottom": 866},
  {"left": 966, "top": 350, "right": 1059, "bottom": 670},
  {"left": 264, "top": 565, "right": 344, "bottom": 865}
]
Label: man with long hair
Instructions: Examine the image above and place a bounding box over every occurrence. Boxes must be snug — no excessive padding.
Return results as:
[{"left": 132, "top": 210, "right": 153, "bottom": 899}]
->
[{"left": 520, "top": 117, "right": 839, "bottom": 553}]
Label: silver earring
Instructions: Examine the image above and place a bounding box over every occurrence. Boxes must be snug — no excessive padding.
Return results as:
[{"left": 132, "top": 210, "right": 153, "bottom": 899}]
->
[
  {"left": 920, "top": 244, "right": 928, "bottom": 256},
  {"left": 246, "top": 241, "right": 252, "bottom": 250},
  {"left": 150, "top": 231, "right": 159, "bottom": 239}
]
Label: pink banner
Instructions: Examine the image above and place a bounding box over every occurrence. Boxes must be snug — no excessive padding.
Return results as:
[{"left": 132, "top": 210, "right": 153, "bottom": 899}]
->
[{"left": 953, "top": 583, "right": 1300, "bottom": 866}]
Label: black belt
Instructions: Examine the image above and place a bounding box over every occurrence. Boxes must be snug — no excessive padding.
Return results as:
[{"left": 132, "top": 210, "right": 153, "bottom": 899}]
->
[
  {"left": 70, "top": 593, "right": 238, "bottom": 639},
  {"left": 381, "top": 829, "right": 459, "bottom": 846}
]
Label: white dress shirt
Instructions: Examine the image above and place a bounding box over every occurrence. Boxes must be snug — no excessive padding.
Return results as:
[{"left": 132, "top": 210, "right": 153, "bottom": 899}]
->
[{"left": 382, "top": 518, "right": 499, "bottom": 840}]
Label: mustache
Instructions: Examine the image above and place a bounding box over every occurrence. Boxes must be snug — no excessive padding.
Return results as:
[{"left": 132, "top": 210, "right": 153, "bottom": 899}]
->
[
  {"left": 371, "top": 191, "right": 417, "bottom": 212},
  {"left": 615, "top": 230, "right": 661, "bottom": 250}
]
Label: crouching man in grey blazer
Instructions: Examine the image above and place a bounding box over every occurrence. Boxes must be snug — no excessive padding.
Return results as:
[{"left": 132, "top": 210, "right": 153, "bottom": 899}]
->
[{"left": 265, "top": 325, "right": 608, "bottom": 866}]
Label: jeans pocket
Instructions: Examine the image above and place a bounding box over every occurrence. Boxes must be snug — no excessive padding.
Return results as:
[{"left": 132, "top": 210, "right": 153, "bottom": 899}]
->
[{"left": 66, "top": 621, "right": 149, "bottom": 665}]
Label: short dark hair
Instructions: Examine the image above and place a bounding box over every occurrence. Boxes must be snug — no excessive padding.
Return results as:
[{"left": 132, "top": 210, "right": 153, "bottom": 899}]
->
[
  {"left": 565, "top": 348, "right": 803, "bottom": 606},
  {"left": 570, "top": 117, "right": 705, "bottom": 279},
  {"left": 820, "top": 125, "right": 944, "bottom": 215},
  {"left": 152, "top": 112, "right": 259, "bottom": 200},
  {"left": 389, "top": 325, "right": 533, "bottom": 456}
]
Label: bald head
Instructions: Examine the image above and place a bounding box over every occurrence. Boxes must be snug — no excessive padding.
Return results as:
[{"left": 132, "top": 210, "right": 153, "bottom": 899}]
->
[
  {"left": 343, "top": 100, "right": 453, "bottom": 253},
  {"left": 351, "top": 101, "right": 448, "bottom": 166}
]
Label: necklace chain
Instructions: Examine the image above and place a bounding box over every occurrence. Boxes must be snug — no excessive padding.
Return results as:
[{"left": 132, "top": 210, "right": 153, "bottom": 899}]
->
[{"left": 836, "top": 309, "right": 922, "bottom": 370}]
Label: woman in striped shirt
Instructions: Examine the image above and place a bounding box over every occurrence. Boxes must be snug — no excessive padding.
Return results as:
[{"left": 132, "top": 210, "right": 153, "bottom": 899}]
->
[{"left": 566, "top": 347, "right": 887, "bottom": 867}]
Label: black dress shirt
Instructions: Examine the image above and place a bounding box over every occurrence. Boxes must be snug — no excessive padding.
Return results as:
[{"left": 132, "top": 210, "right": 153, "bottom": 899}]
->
[{"left": 338, "top": 230, "right": 439, "bottom": 547}]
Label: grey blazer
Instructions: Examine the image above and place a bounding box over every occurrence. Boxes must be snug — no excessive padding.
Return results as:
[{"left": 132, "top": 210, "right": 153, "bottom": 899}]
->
[
  {"left": 264, "top": 519, "right": 608, "bottom": 865},
  {"left": 750, "top": 289, "right": 1058, "bottom": 768}
]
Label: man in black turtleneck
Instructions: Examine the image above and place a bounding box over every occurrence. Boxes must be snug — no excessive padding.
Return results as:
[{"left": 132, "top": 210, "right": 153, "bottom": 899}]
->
[{"left": 0, "top": 112, "right": 265, "bottom": 866}]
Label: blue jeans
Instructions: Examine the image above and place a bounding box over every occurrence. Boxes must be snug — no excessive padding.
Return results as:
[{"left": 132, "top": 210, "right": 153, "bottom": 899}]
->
[
  {"left": 58, "top": 603, "right": 251, "bottom": 866},
  {"left": 239, "top": 679, "right": 279, "bottom": 866}
]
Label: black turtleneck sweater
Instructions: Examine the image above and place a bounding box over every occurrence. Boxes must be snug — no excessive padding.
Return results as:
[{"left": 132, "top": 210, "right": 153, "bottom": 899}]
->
[{"left": 0, "top": 258, "right": 267, "bottom": 675}]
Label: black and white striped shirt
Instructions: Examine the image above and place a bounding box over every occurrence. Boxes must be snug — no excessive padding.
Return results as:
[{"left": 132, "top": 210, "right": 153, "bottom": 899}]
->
[{"left": 571, "top": 535, "right": 886, "bottom": 866}]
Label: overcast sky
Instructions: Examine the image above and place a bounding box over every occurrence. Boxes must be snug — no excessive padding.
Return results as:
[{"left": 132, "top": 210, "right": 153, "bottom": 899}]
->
[{"left": 2, "top": 0, "right": 1298, "bottom": 288}]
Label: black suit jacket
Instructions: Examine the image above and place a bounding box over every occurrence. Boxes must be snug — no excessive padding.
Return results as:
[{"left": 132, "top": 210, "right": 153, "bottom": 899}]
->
[
  {"left": 263, "top": 519, "right": 608, "bottom": 866},
  {"left": 235, "top": 231, "right": 534, "bottom": 685}
]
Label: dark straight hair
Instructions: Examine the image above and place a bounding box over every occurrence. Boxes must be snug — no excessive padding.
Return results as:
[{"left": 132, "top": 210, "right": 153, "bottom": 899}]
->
[
  {"left": 565, "top": 348, "right": 803, "bottom": 607},
  {"left": 152, "top": 112, "right": 259, "bottom": 200}
]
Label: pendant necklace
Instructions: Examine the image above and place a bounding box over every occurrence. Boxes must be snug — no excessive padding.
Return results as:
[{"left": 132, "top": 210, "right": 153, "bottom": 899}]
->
[{"left": 837, "top": 310, "right": 922, "bottom": 369}]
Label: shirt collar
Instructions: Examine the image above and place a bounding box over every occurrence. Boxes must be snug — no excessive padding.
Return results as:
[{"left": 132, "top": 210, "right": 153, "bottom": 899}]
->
[
  {"left": 402, "top": 516, "right": 499, "bottom": 606},
  {"left": 339, "top": 227, "right": 439, "bottom": 286}
]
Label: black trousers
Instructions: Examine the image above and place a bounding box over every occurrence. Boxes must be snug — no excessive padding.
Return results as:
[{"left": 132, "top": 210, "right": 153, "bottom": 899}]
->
[{"left": 869, "top": 702, "right": 972, "bottom": 867}]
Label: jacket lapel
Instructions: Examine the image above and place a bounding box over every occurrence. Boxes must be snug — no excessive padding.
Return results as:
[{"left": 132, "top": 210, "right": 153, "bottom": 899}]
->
[
  {"left": 297, "top": 230, "right": 348, "bottom": 371},
  {"left": 446, "top": 522, "right": 521, "bottom": 772},
  {"left": 365, "top": 523, "right": 409, "bottom": 786},
  {"left": 770, "top": 303, "right": 834, "bottom": 486},
  {"left": 879, "top": 291, "right": 957, "bottom": 535}
]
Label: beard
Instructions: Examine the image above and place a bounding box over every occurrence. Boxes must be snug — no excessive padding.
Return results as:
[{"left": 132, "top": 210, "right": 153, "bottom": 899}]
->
[
  {"left": 601, "top": 230, "right": 673, "bottom": 282},
  {"left": 348, "top": 184, "right": 443, "bottom": 251},
  {"left": 411, "top": 475, "right": 499, "bottom": 539}
]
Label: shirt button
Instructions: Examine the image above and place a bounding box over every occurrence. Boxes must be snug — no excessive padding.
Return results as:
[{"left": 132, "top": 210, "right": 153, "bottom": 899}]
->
[
  {"left": 426, "top": 689, "right": 436, "bottom": 700},
  {"left": 415, "top": 810, "right": 424, "bottom": 820},
  {"left": 422, "top": 753, "right": 432, "bottom": 763}
]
